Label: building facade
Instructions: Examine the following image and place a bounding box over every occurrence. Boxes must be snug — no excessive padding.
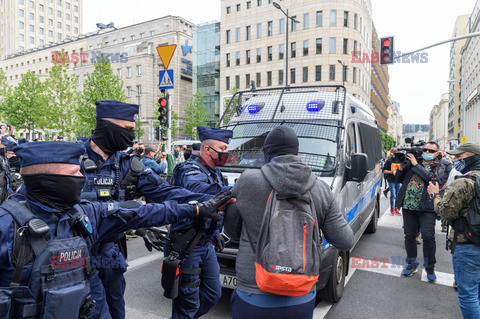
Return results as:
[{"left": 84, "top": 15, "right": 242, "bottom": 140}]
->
[
  {"left": 193, "top": 21, "right": 221, "bottom": 126},
  {"left": 0, "top": 0, "right": 82, "bottom": 60},
  {"left": 0, "top": 16, "right": 194, "bottom": 142},
  {"left": 370, "top": 23, "right": 390, "bottom": 132},
  {"left": 461, "top": 0, "right": 480, "bottom": 143},
  {"left": 448, "top": 14, "right": 470, "bottom": 144},
  {"left": 220, "top": 0, "right": 373, "bottom": 106},
  {"left": 387, "top": 100, "right": 402, "bottom": 145},
  {"left": 429, "top": 93, "right": 449, "bottom": 151}
]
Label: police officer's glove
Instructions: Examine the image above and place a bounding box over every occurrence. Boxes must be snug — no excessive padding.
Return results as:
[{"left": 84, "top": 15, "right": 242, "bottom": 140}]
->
[
  {"left": 197, "top": 191, "right": 234, "bottom": 221},
  {"left": 213, "top": 232, "right": 225, "bottom": 252},
  {"left": 135, "top": 227, "right": 167, "bottom": 252}
]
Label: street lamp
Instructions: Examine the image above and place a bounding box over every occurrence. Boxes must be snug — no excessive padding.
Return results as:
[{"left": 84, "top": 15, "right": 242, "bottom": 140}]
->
[
  {"left": 337, "top": 60, "right": 348, "bottom": 87},
  {"left": 448, "top": 78, "right": 466, "bottom": 141},
  {"left": 273, "top": 2, "right": 299, "bottom": 87}
]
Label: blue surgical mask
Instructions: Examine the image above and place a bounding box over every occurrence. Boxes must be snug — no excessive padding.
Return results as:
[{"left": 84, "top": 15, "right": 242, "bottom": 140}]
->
[
  {"left": 173, "top": 150, "right": 179, "bottom": 157},
  {"left": 453, "top": 158, "right": 466, "bottom": 172},
  {"left": 422, "top": 153, "right": 434, "bottom": 161}
]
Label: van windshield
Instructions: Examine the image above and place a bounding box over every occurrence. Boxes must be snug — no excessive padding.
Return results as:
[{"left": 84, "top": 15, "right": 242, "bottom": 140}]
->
[{"left": 223, "top": 121, "right": 338, "bottom": 176}]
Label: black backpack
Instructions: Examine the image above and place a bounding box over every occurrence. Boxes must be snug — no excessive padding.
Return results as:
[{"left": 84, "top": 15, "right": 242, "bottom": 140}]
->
[
  {"left": 453, "top": 174, "right": 480, "bottom": 245},
  {"left": 0, "top": 157, "right": 9, "bottom": 204}
]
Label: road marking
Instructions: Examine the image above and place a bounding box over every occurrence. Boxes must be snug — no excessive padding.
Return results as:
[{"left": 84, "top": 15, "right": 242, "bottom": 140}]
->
[
  {"left": 127, "top": 251, "right": 163, "bottom": 271},
  {"left": 378, "top": 207, "right": 446, "bottom": 235}
]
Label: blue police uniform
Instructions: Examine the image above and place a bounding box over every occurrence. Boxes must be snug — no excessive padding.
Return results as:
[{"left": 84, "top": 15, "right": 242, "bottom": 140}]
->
[
  {"left": 81, "top": 101, "right": 212, "bottom": 319},
  {"left": 0, "top": 141, "right": 196, "bottom": 319},
  {"left": 169, "top": 126, "right": 233, "bottom": 319}
]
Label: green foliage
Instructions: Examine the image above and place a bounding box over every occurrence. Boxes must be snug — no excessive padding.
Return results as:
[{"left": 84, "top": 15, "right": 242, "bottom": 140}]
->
[
  {"left": 219, "top": 87, "right": 239, "bottom": 126},
  {"left": 0, "top": 71, "right": 49, "bottom": 132},
  {"left": 0, "top": 69, "right": 10, "bottom": 101},
  {"left": 135, "top": 117, "right": 145, "bottom": 141},
  {"left": 379, "top": 130, "right": 396, "bottom": 150},
  {"left": 44, "top": 63, "right": 79, "bottom": 138},
  {"left": 153, "top": 91, "right": 178, "bottom": 138},
  {"left": 76, "top": 54, "right": 127, "bottom": 137},
  {"left": 183, "top": 90, "right": 208, "bottom": 139}
]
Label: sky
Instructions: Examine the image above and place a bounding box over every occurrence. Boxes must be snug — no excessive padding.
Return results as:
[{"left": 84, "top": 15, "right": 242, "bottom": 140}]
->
[{"left": 83, "top": 0, "right": 477, "bottom": 124}]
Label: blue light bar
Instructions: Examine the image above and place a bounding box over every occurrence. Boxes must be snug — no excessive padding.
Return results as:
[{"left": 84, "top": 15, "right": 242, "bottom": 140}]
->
[
  {"left": 306, "top": 99, "right": 325, "bottom": 112},
  {"left": 246, "top": 102, "right": 265, "bottom": 114}
]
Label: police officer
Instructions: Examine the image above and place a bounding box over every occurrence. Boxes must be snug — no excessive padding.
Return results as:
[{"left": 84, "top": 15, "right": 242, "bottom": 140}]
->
[
  {"left": 168, "top": 126, "right": 233, "bottom": 319},
  {"left": 0, "top": 141, "right": 232, "bottom": 319},
  {"left": 81, "top": 100, "right": 212, "bottom": 319},
  {"left": 190, "top": 143, "right": 201, "bottom": 160},
  {"left": 0, "top": 136, "right": 17, "bottom": 202}
]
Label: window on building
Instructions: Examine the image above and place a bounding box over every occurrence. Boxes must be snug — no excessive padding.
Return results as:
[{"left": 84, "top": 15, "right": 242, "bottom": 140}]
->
[
  {"left": 279, "top": 44, "right": 284, "bottom": 59},
  {"left": 235, "top": 75, "right": 240, "bottom": 88},
  {"left": 257, "top": 0, "right": 262, "bottom": 6},
  {"left": 256, "top": 72, "right": 261, "bottom": 87},
  {"left": 246, "top": 74, "right": 250, "bottom": 87},
  {"left": 226, "top": 53, "right": 230, "bottom": 67},
  {"left": 19, "top": 0, "right": 24, "bottom": 5},
  {"left": 40, "top": 16, "right": 44, "bottom": 23},
  {"left": 279, "top": 70, "right": 284, "bottom": 85},
  {"left": 140, "top": 33, "right": 144, "bottom": 38},
  {"left": 303, "top": 67, "right": 308, "bottom": 82},
  {"left": 131, "top": 35, "right": 135, "bottom": 41},
  {"left": 353, "top": 67, "right": 357, "bottom": 83},
  {"left": 48, "top": 30, "right": 53, "bottom": 37},
  {"left": 236, "top": 3, "right": 241, "bottom": 11},
  {"left": 236, "top": 51, "right": 240, "bottom": 65},
  {"left": 74, "top": 16, "right": 78, "bottom": 23},
  {"left": 113, "top": 39, "right": 117, "bottom": 44},
  {"left": 127, "top": 67, "right": 132, "bottom": 77},
  {"left": 268, "top": 21, "right": 273, "bottom": 36},
  {"left": 40, "top": 39, "right": 44, "bottom": 45},
  {"left": 344, "top": 11, "right": 349, "bottom": 27},
  {"left": 39, "top": 4, "right": 43, "bottom": 10},
  {"left": 267, "top": 46, "right": 272, "bottom": 61},
  {"left": 267, "top": 71, "right": 272, "bottom": 86},
  {"left": 118, "top": 68, "right": 122, "bottom": 78},
  {"left": 247, "top": 1, "right": 251, "bottom": 9},
  {"left": 137, "top": 65, "right": 142, "bottom": 76},
  {"left": 226, "top": 76, "right": 230, "bottom": 90},
  {"left": 57, "top": 22, "right": 61, "bottom": 28},
  {"left": 48, "top": 19, "right": 53, "bottom": 26},
  {"left": 19, "top": 9, "right": 25, "bottom": 16},
  {"left": 66, "top": 2, "right": 70, "bottom": 9},
  {"left": 343, "top": 38, "right": 348, "bottom": 54},
  {"left": 226, "top": 6, "right": 231, "bottom": 14},
  {"left": 291, "top": 42, "right": 296, "bottom": 58},
  {"left": 30, "top": 36, "right": 34, "bottom": 44},
  {"left": 329, "top": 65, "right": 335, "bottom": 81},
  {"left": 66, "top": 24, "right": 70, "bottom": 31},
  {"left": 303, "top": 40, "right": 309, "bottom": 56},
  {"left": 290, "top": 68, "right": 296, "bottom": 84},
  {"left": 57, "top": 33, "right": 61, "bottom": 40},
  {"left": 30, "top": 24, "right": 34, "bottom": 31},
  {"left": 342, "top": 66, "right": 347, "bottom": 83},
  {"left": 316, "top": 11, "right": 323, "bottom": 27},
  {"left": 256, "top": 23, "right": 261, "bottom": 38},
  {"left": 354, "top": 13, "right": 358, "bottom": 30},
  {"left": 57, "top": 0, "right": 61, "bottom": 5},
  {"left": 150, "top": 31, "right": 155, "bottom": 36},
  {"left": 353, "top": 40, "right": 357, "bottom": 52},
  {"left": 29, "top": 12, "right": 34, "bottom": 20},
  {"left": 74, "top": 27, "right": 78, "bottom": 34},
  {"left": 74, "top": 5, "right": 78, "bottom": 12},
  {"left": 316, "top": 38, "right": 322, "bottom": 54},
  {"left": 257, "top": 48, "right": 261, "bottom": 62},
  {"left": 315, "top": 65, "right": 321, "bottom": 81},
  {"left": 20, "top": 46, "right": 24, "bottom": 51},
  {"left": 279, "top": 18, "right": 285, "bottom": 34},
  {"left": 246, "top": 50, "right": 251, "bottom": 64},
  {"left": 29, "top": 0, "right": 33, "bottom": 8},
  {"left": 330, "top": 38, "right": 336, "bottom": 54},
  {"left": 39, "top": 27, "right": 44, "bottom": 34},
  {"left": 19, "top": 34, "right": 24, "bottom": 41},
  {"left": 291, "top": 16, "right": 297, "bottom": 31},
  {"left": 226, "top": 30, "right": 230, "bottom": 44},
  {"left": 236, "top": 27, "right": 240, "bottom": 42},
  {"left": 304, "top": 13, "right": 309, "bottom": 29},
  {"left": 48, "top": 7, "right": 53, "bottom": 14},
  {"left": 57, "top": 10, "right": 61, "bottom": 18},
  {"left": 330, "top": 10, "right": 336, "bottom": 26},
  {"left": 246, "top": 25, "right": 251, "bottom": 40},
  {"left": 19, "top": 21, "right": 24, "bottom": 29},
  {"left": 127, "top": 86, "right": 132, "bottom": 97}
]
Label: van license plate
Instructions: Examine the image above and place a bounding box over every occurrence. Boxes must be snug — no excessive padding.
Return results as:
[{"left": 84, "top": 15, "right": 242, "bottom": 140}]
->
[{"left": 220, "top": 274, "right": 237, "bottom": 289}]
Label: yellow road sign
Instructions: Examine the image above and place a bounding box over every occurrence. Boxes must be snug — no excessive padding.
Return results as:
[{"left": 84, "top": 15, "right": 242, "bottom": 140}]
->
[
  {"left": 156, "top": 44, "right": 177, "bottom": 69},
  {"left": 461, "top": 136, "right": 468, "bottom": 143}
]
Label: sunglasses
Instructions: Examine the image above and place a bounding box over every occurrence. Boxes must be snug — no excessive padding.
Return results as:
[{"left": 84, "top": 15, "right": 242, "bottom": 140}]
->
[{"left": 423, "top": 149, "right": 437, "bottom": 154}]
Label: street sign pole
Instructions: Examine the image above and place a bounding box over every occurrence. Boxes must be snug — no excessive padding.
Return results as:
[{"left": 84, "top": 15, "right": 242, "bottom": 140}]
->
[{"left": 167, "top": 90, "right": 172, "bottom": 150}]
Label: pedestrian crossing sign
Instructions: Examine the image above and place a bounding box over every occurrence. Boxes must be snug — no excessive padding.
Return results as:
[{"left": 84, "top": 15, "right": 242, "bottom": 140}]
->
[{"left": 159, "top": 70, "right": 174, "bottom": 90}]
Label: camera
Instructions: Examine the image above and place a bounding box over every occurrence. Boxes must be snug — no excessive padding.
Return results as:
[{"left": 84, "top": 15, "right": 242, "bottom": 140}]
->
[{"left": 394, "top": 137, "right": 426, "bottom": 164}]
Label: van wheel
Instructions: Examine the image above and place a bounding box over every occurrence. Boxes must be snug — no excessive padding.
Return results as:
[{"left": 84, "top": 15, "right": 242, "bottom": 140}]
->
[
  {"left": 365, "top": 197, "right": 379, "bottom": 234},
  {"left": 318, "top": 250, "right": 345, "bottom": 303}
]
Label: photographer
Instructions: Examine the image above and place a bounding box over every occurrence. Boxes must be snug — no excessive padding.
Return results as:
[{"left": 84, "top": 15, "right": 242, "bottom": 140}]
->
[{"left": 396, "top": 141, "right": 452, "bottom": 280}]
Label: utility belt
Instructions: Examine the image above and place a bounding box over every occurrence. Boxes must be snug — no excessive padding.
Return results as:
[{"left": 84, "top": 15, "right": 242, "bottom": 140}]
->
[
  {"left": 161, "top": 227, "right": 205, "bottom": 300},
  {"left": 445, "top": 223, "right": 472, "bottom": 254}
]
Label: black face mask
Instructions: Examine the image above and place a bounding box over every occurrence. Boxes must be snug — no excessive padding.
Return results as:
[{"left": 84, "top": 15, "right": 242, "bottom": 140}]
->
[
  {"left": 8, "top": 156, "right": 20, "bottom": 168},
  {"left": 0, "top": 148, "right": 5, "bottom": 157},
  {"left": 210, "top": 147, "right": 230, "bottom": 166},
  {"left": 91, "top": 119, "right": 135, "bottom": 155},
  {"left": 23, "top": 174, "right": 86, "bottom": 212},
  {"left": 461, "top": 154, "right": 480, "bottom": 174}
]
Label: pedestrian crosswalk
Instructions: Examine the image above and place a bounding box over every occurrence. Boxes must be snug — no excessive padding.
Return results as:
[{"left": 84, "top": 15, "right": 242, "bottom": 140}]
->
[{"left": 378, "top": 207, "right": 447, "bottom": 235}]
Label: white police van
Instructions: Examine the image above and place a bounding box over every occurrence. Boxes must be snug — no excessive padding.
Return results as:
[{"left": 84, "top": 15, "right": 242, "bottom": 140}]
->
[{"left": 217, "top": 85, "right": 382, "bottom": 302}]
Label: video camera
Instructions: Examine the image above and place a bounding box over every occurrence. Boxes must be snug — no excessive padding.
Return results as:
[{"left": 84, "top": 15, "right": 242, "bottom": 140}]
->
[{"left": 393, "top": 137, "right": 426, "bottom": 164}]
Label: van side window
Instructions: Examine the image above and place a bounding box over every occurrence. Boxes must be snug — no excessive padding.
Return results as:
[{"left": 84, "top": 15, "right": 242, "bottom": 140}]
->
[
  {"left": 358, "top": 122, "right": 382, "bottom": 170},
  {"left": 345, "top": 123, "right": 356, "bottom": 168}
]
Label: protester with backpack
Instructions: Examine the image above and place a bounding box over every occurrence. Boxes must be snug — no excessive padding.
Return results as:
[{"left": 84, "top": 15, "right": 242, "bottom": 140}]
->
[
  {"left": 427, "top": 142, "right": 480, "bottom": 319},
  {"left": 224, "top": 126, "right": 354, "bottom": 319}
]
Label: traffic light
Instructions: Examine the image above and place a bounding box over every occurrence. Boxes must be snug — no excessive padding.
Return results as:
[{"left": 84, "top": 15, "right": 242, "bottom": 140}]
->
[
  {"left": 380, "top": 36, "right": 394, "bottom": 64},
  {"left": 157, "top": 95, "right": 169, "bottom": 127}
]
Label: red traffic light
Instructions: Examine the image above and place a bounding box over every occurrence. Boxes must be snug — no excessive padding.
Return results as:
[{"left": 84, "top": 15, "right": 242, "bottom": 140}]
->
[
  {"left": 382, "top": 39, "right": 391, "bottom": 47},
  {"left": 158, "top": 98, "right": 167, "bottom": 107}
]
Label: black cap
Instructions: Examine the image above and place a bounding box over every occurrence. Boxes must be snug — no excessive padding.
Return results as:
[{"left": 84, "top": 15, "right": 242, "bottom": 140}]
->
[
  {"left": 144, "top": 146, "right": 155, "bottom": 154},
  {"left": 262, "top": 126, "right": 299, "bottom": 156}
]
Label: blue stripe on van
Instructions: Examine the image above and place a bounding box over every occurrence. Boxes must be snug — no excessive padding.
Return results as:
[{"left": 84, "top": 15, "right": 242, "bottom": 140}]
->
[{"left": 323, "top": 178, "right": 381, "bottom": 248}]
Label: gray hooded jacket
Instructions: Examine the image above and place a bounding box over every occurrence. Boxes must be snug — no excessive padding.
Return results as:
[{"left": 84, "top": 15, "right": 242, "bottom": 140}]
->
[{"left": 224, "top": 155, "right": 354, "bottom": 295}]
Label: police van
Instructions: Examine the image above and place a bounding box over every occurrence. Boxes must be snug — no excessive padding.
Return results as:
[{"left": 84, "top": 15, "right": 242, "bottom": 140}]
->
[{"left": 217, "top": 85, "right": 382, "bottom": 302}]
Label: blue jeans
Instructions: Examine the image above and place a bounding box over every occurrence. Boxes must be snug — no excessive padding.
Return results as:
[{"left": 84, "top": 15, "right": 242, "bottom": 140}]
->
[
  {"left": 388, "top": 181, "right": 401, "bottom": 208},
  {"left": 452, "top": 244, "right": 480, "bottom": 319}
]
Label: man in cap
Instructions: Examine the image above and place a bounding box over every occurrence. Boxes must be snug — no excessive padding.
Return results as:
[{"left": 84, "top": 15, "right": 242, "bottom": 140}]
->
[
  {"left": 81, "top": 100, "right": 213, "bottom": 319},
  {"left": 0, "top": 141, "right": 232, "bottom": 319},
  {"left": 190, "top": 143, "right": 201, "bottom": 160},
  {"left": 427, "top": 142, "right": 480, "bottom": 318},
  {"left": 141, "top": 146, "right": 166, "bottom": 176},
  {"left": 167, "top": 126, "right": 233, "bottom": 319}
]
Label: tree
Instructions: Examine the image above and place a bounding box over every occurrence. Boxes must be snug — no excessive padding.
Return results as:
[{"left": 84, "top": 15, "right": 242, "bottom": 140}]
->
[
  {"left": 135, "top": 117, "right": 145, "bottom": 141},
  {"left": 153, "top": 91, "right": 179, "bottom": 138},
  {"left": 380, "top": 130, "right": 396, "bottom": 150},
  {"left": 76, "top": 54, "right": 127, "bottom": 137},
  {"left": 0, "top": 71, "right": 49, "bottom": 135},
  {"left": 183, "top": 90, "right": 208, "bottom": 139},
  {"left": 45, "top": 63, "right": 79, "bottom": 139},
  {"left": 219, "top": 87, "right": 239, "bottom": 126},
  {"left": 0, "top": 69, "right": 10, "bottom": 102}
]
